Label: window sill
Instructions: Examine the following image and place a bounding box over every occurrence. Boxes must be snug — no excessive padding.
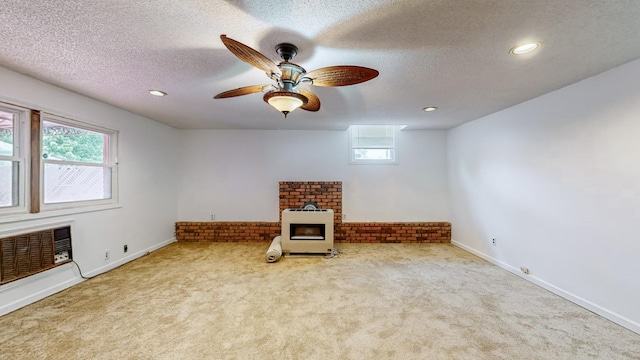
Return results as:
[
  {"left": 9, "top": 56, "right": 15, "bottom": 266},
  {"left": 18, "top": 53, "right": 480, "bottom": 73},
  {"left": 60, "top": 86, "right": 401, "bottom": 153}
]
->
[
  {"left": 349, "top": 159, "right": 399, "bottom": 165},
  {"left": 0, "top": 203, "right": 121, "bottom": 225}
]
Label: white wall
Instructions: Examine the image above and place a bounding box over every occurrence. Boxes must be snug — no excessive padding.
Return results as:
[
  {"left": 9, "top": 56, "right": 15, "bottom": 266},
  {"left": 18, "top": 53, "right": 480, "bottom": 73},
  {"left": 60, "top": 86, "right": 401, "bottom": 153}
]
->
[
  {"left": 447, "top": 58, "right": 640, "bottom": 333},
  {"left": 0, "top": 67, "right": 179, "bottom": 315},
  {"left": 177, "top": 129, "right": 449, "bottom": 222}
]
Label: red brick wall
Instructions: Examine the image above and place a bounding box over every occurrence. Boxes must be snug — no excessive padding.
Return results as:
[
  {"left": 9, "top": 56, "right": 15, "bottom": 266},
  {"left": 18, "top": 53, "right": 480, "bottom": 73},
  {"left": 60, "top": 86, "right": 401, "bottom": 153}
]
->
[
  {"left": 175, "top": 181, "right": 451, "bottom": 243},
  {"left": 337, "top": 222, "right": 450, "bottom": 243},
  {"left": 175, "top": 222, "right": 280, "bottom": 242},
  {"left": 279, "top": 181, "right": 342, "bottom": 225}
]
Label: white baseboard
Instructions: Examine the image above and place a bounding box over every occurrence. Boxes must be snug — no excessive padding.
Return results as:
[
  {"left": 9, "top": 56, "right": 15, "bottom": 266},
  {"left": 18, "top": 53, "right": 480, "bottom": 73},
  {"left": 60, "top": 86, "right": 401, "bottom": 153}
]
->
[
  {"left": 0, "top": 275, "right": 84, "bottom": 317},
  {"left": 82, "top": 237, "right": 176, "bottom": 277},
  {"left": 0, "top": 237, "right": 176, "bottom": 316},
  {"left": 452, "top": 240, "right": 640, "bottom": 335}
]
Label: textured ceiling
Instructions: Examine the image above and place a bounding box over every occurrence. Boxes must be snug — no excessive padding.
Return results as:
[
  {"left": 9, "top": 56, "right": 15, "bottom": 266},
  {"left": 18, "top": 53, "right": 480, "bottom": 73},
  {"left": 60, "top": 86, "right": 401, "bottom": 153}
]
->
[{"left": 1, "top": 0, "right": 640, "bottom": 130}]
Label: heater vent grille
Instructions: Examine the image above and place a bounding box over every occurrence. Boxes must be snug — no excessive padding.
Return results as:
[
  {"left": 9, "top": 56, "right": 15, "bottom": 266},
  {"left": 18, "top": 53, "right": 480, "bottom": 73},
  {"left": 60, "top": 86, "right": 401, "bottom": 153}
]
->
[{"left": 0, "top": 226, "right": 71, "bottom": 285}]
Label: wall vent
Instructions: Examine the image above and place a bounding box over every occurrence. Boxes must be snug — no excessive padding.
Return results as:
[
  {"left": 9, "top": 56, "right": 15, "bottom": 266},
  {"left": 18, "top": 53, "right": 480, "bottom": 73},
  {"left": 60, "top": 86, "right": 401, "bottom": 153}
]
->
[{"left": 0, "top": 226, "right": 72, "bottom": 285}]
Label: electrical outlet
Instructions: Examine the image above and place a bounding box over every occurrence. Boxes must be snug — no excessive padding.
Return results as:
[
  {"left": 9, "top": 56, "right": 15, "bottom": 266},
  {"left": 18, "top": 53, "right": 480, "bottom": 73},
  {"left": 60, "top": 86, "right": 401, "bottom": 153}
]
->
[
  {"left": 210, "top": 213, "right": 215, "bottom": 221},
  {"left": 492, "top": 238, "right": 497, "bottom": 246},
  {"left": 342, "top": 214, "right": 347, "bottom": 220},
  {"left": 104, "top": 249, "right": 110, "bottom": 260},
  {"left": 520, "top": 266, "right": 530, "bottom": 275},
  {"left": 124, "top": 244, "right": 128, "bottom": 253}
]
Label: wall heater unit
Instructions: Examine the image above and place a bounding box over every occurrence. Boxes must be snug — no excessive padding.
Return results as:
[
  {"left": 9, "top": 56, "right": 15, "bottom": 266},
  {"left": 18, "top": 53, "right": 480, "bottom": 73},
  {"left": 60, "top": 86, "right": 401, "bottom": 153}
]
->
[
  {"left": 281, "top": 208, "right": 334, "bottom": 255},
  {"left": 0, "top": 225, "right": 72, "bottom": 285}
]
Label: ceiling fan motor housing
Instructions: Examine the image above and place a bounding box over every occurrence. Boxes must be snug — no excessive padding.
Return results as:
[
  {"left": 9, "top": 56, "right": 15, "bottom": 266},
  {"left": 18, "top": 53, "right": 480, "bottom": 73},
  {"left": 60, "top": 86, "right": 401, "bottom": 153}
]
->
[{"left": 278, "top": 62, "right": 306, "bottom": 90}]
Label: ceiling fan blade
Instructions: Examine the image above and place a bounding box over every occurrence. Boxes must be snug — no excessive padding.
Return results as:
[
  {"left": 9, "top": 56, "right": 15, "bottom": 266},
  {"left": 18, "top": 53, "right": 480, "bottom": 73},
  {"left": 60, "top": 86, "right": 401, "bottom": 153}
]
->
[
  {"left": 300, "top": 89, "right": 320, "bottom": 111},
  {"left": 304, "top": 66, "right": 379, "bottom": 87},
  {"left": 214, "top": 85, "right": 270, "bottom": 99},
  {"left": 220, "top": 35, "right": 281, "bottom": 77}
]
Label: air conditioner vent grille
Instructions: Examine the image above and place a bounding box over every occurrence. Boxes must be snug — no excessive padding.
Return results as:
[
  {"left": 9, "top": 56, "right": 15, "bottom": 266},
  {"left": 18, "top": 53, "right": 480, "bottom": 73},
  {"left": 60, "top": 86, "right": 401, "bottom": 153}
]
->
[{"left": 1, "top": 226, "right": 70, "bottom": 285}]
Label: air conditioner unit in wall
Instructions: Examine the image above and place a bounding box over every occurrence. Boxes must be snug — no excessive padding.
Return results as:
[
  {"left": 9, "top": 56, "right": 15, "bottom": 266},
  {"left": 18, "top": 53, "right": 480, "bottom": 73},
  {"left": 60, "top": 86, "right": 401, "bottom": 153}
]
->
[{"left": 0, "top": 225, "right": 72, "bottom": 285}]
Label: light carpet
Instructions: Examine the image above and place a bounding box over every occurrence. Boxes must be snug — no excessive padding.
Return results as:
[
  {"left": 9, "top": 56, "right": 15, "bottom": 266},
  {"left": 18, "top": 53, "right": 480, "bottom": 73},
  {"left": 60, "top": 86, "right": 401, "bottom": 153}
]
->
[{"left": 0, "top": 242, "right": 638, "bottom": 359}]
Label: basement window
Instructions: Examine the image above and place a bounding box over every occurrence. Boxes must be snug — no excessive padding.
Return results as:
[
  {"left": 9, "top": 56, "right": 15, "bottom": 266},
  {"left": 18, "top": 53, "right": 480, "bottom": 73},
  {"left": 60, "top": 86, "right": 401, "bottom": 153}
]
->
[{"left": 349, "top": 125, "right": 399, "bottom": 164}]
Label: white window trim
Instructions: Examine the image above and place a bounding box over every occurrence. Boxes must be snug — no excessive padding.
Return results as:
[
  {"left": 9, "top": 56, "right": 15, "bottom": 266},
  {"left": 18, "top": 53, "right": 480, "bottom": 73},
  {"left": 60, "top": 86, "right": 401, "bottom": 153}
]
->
[
  {"left": 0, "top": 103, "right": 30, "bottom": 216},
  {"left": 348, "top": 125, "right": 401, "bottom": 165},
  {"left": 39, "top": 113, "right": 119, "bottom": 211}
]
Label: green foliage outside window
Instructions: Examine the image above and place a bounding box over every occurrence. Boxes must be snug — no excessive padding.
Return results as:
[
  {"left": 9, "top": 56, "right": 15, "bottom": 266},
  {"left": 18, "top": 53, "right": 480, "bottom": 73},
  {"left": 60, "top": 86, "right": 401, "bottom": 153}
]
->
[
  {"left": 42, "top": 125, "right": 106, "bottom": 163},
  {"left": 0, "top": 129, "right": 11, "bottom": 144}
]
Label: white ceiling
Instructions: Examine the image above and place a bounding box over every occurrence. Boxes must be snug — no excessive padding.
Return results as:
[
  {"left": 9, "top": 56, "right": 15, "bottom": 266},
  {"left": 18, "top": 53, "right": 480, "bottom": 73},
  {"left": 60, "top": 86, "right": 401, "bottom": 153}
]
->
[{"left": 1, "top": 1, "right": 640, "bottom": 130}]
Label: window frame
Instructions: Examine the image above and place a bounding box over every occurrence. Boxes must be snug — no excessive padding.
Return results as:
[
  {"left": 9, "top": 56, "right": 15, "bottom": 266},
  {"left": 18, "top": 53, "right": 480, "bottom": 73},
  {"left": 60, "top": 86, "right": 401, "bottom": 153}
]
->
[
  {"left": 39, "top": 113, "right": 119, "bottom": 211},
  {"left": 348, "top": 125, "right": 400, "bottom": 165},
  {"left": 0, "top": 103, "right": 30, "bottom": 215}
]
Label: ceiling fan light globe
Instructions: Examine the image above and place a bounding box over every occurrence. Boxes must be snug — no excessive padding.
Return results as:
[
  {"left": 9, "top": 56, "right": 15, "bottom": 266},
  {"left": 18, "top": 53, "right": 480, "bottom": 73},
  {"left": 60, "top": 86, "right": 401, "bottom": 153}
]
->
[
  {"left": 269, "top": 96, "right": 303, "bottom": 112},
  {"left": 264, "top": 91, "right": 308, "bottom": 115}
]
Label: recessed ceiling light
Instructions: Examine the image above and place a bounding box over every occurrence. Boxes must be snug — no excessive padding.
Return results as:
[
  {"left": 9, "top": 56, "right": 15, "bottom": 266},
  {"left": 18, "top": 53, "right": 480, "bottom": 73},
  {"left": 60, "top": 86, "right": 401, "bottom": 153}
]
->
[
  {"left": 148, "top": 90, "right": 167, "bottom": 96},
  {"left": 423, "top": 107, "right": 438, "bottom": 112},
  {"left": 509, "top": 42, "right": 541, "bottom": 55}
]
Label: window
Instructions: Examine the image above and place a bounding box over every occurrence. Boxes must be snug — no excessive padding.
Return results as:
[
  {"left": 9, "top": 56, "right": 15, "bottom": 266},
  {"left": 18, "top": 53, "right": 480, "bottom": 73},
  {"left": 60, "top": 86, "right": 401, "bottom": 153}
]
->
[
  {"left": 40, "top": 114, "right": 118, "bottom": 208},
  {"left": 349, "top": 125, "right": 399, "bottom": 164},
  {"left": 0, "top": 104, "right": 28, "bottom": 214},
  {"left": 0, "top": 101, "right": 119, "bottom": 218}
]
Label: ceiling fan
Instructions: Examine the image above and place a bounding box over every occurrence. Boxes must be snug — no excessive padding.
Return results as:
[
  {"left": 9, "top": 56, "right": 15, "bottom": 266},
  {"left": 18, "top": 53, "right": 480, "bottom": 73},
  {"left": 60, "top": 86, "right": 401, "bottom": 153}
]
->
[{"left": 214, "top": 35, "right": 379, "bottom": 118}]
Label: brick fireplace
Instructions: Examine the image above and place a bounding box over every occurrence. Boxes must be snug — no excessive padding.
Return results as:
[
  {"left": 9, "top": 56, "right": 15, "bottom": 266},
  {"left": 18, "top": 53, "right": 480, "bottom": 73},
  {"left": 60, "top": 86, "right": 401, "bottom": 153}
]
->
[{"left": 175, "top": 181, "right": 451, "bottom": 243}]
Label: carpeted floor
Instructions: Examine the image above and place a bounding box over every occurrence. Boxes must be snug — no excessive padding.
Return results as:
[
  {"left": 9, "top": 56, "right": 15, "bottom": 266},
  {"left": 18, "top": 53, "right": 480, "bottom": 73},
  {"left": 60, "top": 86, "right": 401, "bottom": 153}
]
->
[{"left": 0, "top": 242, "right": 638, "bottom": 360}]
